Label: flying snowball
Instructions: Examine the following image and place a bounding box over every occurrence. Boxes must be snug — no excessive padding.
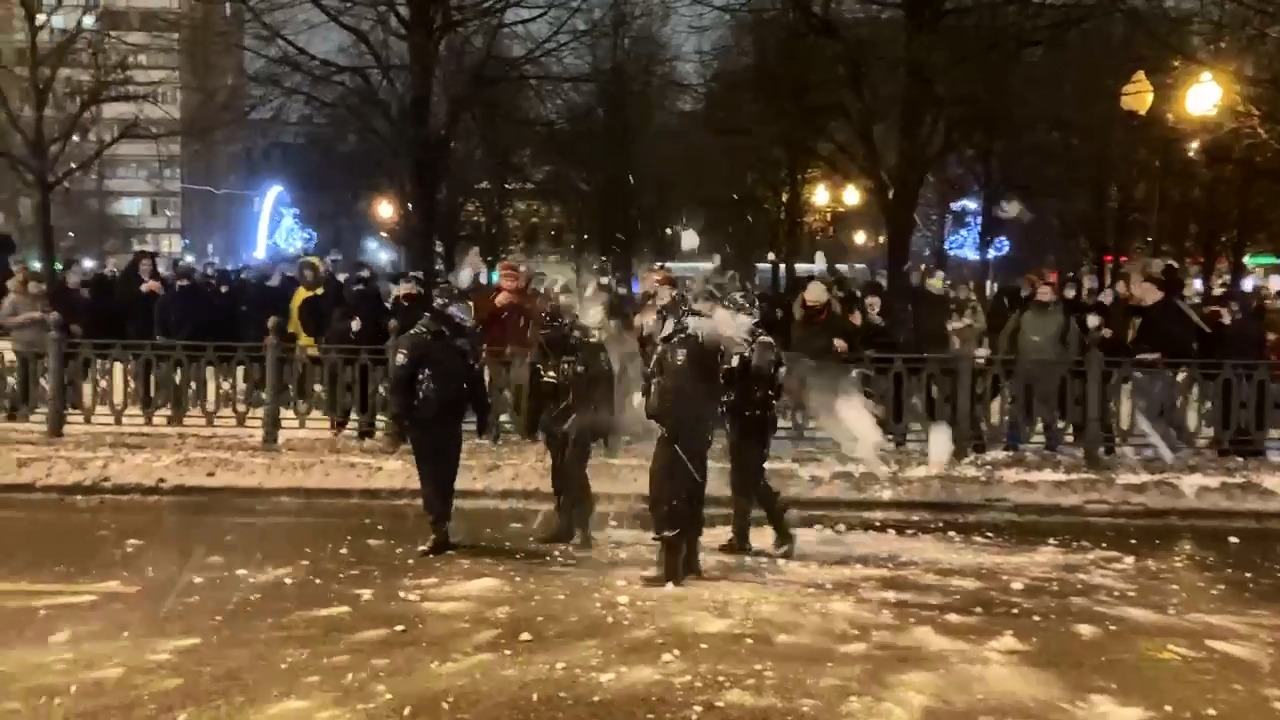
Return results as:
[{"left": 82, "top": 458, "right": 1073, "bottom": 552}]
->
[{"left": 680, "top": 228, "right": 700, "bottom": 252}]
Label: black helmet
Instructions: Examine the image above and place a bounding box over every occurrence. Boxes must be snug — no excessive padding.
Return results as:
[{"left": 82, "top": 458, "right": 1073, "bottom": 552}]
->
[
  {"left": 724, "top": 290, "right": 759, "bottom": 319},
  {"left": 430, "top": 282, "right": 474, "bottom": 331}
]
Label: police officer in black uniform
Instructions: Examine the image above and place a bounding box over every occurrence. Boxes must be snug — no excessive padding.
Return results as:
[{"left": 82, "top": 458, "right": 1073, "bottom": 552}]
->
[
  {"left": 642, "top": 292, "right": 721, "bottom": 586},
  {"left": 389, "top": 283, "right": 490, "bottom": 556},
  {"left": 719, "top": 291, "right": 795, "bottom": 557},
  {"left": 534, "top": 298, "right": 617, "bottom": 548}
]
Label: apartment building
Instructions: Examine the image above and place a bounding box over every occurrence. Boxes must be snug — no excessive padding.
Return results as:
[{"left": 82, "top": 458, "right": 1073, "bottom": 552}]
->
[{"left": 0, "top": 0, "right": 244, "bottom": 262}]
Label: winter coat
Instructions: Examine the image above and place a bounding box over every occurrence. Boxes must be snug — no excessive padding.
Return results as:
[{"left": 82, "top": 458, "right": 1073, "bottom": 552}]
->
[
  {"left": 477, "top": 289, "right": 533, "bottom": 357},
  {"left": 154, "top": 282, "right": 210, "bottom": 343},
  {"left": 117, "top": 264, "right": 166, "bottom": 342},
  {"left": 1129, "top": 295, "right": 1197, "bottom": 363},
  {"left": 238, "top": 278, "right": 291, "bottom": 343},
  {"left": 947, "top": 297, "right": 987, "bottom": 353},
  {"left": 789, "top": 295, "right": 845, "bottom": 361},
  {"left": 0, "top": 289, "right": 49, "bottom": 352},
  {"left": 910, "top": 286, "right": 951, "bottom": 353},
  {"left": 998, "top": 301, "right": 1079, "bottom": 365}
]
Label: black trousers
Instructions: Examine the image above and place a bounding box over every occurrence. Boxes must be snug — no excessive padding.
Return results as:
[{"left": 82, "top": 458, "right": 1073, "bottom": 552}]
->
[
  {"left": 648, "top": 431, "right": 710, "bottom": 537},
  {"left": 6, "top": 352, "right": 40, "bottom": 415},
  {"left": 1215, "top": 369, "right": 1267, "bottom": 458},
  {"left": 327, "top": 359, "right": 378, "bottom": 437},
  {"left": 408, "top": 422, "right": 465, "bottom": 529},
  {"left": 545, "top": 429, "right": 593, "bottom": 506},
  {"left": 726, "top": 416, "right": 781, "bottom": 508}
]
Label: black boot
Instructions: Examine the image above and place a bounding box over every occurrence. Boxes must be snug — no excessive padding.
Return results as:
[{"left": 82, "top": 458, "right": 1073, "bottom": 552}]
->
[
  {"left": 761, "top": 493, "right": 795, "bottom": 559},
  {"left": 572, "top": 492, "right": 595, "bottom": 550},
  {"left": 536, "top": 499, "right": 575, "bottom": 544},
  {"left": 682, "top": 535, "right": 703, "bottom": 578},
  {"left": 642, "top": 534, "right": 686, "bottom": 587},
  {"left": 717, "top": 498, "right": 753, "bottom": 554},
  {"left": 421, "top": 524, "right": 456, "bottom": 556}
]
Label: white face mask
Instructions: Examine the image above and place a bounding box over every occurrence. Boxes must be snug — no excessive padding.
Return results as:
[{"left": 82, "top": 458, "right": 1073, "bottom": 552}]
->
[{"left": 1064, "top": 287, "right": 1077, "bottom": 300}]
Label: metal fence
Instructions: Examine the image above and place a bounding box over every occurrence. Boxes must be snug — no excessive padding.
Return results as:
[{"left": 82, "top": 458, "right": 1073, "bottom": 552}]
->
[{"left": 3, "top": 325, "right": 1279, "bottom": 461}]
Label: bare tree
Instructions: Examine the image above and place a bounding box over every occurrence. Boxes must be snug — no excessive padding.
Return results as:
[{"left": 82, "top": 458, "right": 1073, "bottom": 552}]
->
[
  {"left": 240, "top": 0, "right": 591, "bottom": 271},
  {"left": 0, "top": 1, "right": 183, "bottom": 273}
]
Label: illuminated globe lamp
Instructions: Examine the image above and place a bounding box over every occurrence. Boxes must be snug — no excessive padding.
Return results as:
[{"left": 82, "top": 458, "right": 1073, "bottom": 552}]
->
[
  {"left": 811, "top": 183, "right": 831, "bottom": 208},
  {"left": 840, "top": 184, "right": 862, "bottom": 207},
  {"left": 1184, "top": 71, "right": 1224, "bottom": 118},
  {"left": 372, "top": 194, "right": 400, "bottom": 225},
  {"left": 1120, "top": 70, "right": 1155, "bottom": 116}
]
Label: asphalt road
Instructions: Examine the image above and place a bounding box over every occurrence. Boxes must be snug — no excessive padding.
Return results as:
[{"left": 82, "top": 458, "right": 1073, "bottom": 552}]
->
[{"left": 0, "top": 496, "right": 1278, "bottom": 719}]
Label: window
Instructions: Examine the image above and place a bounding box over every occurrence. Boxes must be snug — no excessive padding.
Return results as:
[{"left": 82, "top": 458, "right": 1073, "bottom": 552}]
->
[
  {"left": 109, "top": 197, "right": 144, "bottom": 216},
  {"left": 151, "top": 197, "right": 179, "bottom": 216},
  {"left": 153, "top": 87, "right": 179, "bottom": 106}
]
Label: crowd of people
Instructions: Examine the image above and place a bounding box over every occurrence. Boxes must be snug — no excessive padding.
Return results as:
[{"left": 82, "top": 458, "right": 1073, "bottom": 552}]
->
[
  {"left": 2, "top": 248, "right": 1279, "bottom": 454},
  {"left": 6, "top": 244, "right": 1280, "bottom": 583}
]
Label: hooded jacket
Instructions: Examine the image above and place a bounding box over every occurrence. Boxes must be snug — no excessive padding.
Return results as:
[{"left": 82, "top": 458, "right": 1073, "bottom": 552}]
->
[{"left": 288, "top": 257, "right": 328, "bottom": 351}]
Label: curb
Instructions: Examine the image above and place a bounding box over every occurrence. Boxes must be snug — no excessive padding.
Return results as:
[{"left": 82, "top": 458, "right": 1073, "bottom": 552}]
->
[{"left": 7, "top": 482, "right": 1280, "bottom": 523}]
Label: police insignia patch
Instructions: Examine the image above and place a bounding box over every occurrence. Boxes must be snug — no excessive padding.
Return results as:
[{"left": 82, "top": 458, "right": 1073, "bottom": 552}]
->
[
  {"left": 394, "top": 349, "right": 408, "bottom": 366},
  {"left": 675, "top": 348, "right": 687, "bottom": 364}
]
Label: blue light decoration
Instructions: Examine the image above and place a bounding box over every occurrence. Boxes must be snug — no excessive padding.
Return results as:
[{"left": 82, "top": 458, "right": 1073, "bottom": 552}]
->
[
  {"left": 253, "top": 184, "right": 317, "bottom": 260},
  {"left": 943, "top": 197, "right": 1010, "bottom": 261}
]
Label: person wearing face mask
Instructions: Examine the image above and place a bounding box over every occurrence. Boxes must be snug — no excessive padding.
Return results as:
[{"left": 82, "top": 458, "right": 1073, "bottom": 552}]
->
[
  {"left": 1084, "top": 283, "right": 1132, "bottom": 455},
  {"left": 997, "top": 282, "right": 1080, "bottom": 452},
  {"left": 1127, "top": 275, "right": 1197, "bottom": 459},
  {"left": 910, "top": 270, "right": 951, "bottom": 354},
  {"left": 117, "top": 252, "right": 167, "bottom": 412},
  {"left": 1200, "top": 290, "right": 1266, "bottom": 458},
  {"left": 477, "top": 261, "right": 534, "bottom": 442},
  {"left": 945, "top": 282, "right": 989, "bottom": 453},
  {"left": 0, "top": 272, "right": 50, "bottom": 420}
]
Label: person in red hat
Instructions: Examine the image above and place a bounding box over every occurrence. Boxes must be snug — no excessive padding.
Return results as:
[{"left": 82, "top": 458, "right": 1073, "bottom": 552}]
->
[{"left": 477, "top": 260, "right": 534, "bottom": 441}]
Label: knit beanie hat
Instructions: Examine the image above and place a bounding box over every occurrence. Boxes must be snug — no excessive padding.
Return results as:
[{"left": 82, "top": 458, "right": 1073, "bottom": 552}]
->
[{"left": 802, "top": 280, "right": 830, "bottom": 306}]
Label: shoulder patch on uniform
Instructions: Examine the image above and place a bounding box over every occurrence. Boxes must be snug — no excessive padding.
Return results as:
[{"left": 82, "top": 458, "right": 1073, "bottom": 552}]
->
[
  {"left": 675, "top": 348, "right": 687, "bottom": 364},
  {"left": 394, "top": 349, "right": 408, "bottom": 366}
]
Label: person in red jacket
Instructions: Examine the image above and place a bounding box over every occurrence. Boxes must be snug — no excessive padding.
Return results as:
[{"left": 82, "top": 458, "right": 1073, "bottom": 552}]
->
[{"left": 478, "top": 261, "right": 534, "bottom": 441}]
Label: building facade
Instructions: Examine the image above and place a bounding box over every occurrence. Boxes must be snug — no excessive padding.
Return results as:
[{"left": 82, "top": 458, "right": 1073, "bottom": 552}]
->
[{"left": 0, "top": 0, "right": 245, "bottom": 264}]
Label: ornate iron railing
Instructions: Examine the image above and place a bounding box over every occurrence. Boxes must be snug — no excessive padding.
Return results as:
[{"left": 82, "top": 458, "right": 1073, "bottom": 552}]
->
[{"left": 3, "top": 321, "right": 1278, "bottom": 461}]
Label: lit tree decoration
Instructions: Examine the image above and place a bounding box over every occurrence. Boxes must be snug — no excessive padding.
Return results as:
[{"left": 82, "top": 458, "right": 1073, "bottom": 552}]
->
[
  {"left": 943, "top": 197, "right": 1010, "bottom": 261},
  {"left": 269, "top": 205, "right": 317, "bottom": 256}
]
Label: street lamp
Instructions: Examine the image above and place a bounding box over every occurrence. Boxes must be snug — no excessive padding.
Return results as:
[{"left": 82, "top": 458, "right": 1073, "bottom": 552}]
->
[
  {"left": 1120, "top": 70, "right": 1155, "bottom": 116},
  {"left": 1184, "top": 71, "right": 1224, "bottom": 117},
  {"left": 840, "top": 184, "right": 862, "bottom": 207},
  {"left": 371, "top": 195, "right": 399, "bottom": 225},
  {"left": 811, "top": 183, "right": 831, "bottom": 208},
  {"left": 853, "top": 229, "right": 868, "bottom": 246}
]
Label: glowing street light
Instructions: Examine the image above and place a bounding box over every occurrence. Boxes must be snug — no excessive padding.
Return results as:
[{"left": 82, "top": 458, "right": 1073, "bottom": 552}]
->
[
  {"left": 853, "top": 229, "right": 868, "bottom": 246},
  {"left": 1119, "top": 70, "right": 1155, "bottom": 116},
  {"left": 1184, "top": 71, "right": 1224, "bottom": 117},
  {"left": 841, "top": 184, "right": 863, "bottom": 207},
  {"left": 811, "top": 183, "right": 831, "bottom": 208},
  {"left": 372, "top": 195, "right": 399, "bottom": 225}
]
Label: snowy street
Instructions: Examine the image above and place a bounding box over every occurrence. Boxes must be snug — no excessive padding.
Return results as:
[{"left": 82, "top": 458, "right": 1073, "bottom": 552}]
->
[{"left": 0, "top": 497, "right": 1277, "bottom": 718}]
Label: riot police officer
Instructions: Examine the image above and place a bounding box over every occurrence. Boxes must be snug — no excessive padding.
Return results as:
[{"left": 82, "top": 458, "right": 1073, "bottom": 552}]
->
[
  {"left": 642, "top": 293, "right": 721, "bottom": 586},
  {"left": 719, "top": 291, "right": 795, "bottom": 557},
  {"left": 388, "top": 283, "right": 490, "bottom": 556},
  {"left": 533, "top": 298, "right": 616, "bottom": 548}
]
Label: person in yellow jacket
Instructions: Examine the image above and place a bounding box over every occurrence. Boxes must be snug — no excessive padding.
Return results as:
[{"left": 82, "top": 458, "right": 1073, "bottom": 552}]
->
[{"left": 288, "top": 256, "right": 329, "bottom": 355}]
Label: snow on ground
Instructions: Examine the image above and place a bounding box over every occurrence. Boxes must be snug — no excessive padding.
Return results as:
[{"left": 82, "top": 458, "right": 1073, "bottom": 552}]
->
[
  {"left": 2, "top": 497, "right": 1277, "bottom": 718},
  {"left": 6, "top": 428, "right": 1280, "bottom": 514}
]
